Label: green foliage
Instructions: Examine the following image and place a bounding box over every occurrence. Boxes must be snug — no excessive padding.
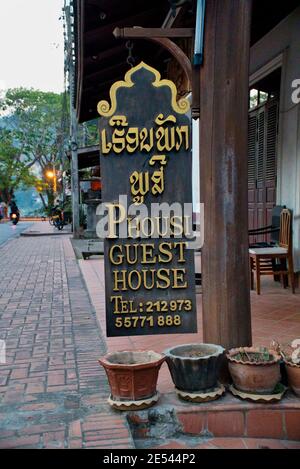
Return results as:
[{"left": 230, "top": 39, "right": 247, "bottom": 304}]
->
[
  {"left": 234, "top": 347, "right": 273, "bottom": 363},
  {"left": 0, "top": 128, "right": 38, "bottom": 203},
  {"left": 0, "top": 88, "right": 65, "bottom": 168},
  {"left": 0, "top": 88, "right": 69, "bottom": 207}
]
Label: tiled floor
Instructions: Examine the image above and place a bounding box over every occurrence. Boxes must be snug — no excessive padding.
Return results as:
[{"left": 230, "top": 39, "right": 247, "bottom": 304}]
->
[{"left": 79, "top": 258, "right": 300, "bottom": 394}]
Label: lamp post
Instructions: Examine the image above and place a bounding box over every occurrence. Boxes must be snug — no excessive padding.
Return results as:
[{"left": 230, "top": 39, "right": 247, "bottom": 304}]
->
[{"left": 45, "top": 168, "right": 57, "bottom": 194}]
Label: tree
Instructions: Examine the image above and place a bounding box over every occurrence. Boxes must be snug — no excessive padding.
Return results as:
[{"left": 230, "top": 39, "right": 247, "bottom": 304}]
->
[
  {"left": 0, "top": 128, "right": 38, "bottom": 204},
  {"left": 0, "top": 88, "right": 68, "bottom": 210},
  {"left": 0, "top": 87, "right": 99, "bottom": 212}
]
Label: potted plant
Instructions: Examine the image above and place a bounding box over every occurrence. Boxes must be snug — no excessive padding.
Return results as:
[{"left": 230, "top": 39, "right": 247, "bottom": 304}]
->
[
  {"left": 164, "top": 343, "right": 225, "bottom": 400},
  {"left": 227, "top": 347, "right": 281, "bottom": 395},
  {"left": 99, "top": 350, "right": 165, "bottom": 410},
  {"left": 273, "top": 340, "right": 300, "bottom": 397}
]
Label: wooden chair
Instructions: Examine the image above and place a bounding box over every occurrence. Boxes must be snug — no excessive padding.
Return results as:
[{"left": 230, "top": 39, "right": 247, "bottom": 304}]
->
[
  {"left": 249, "top": 209, "right": 295, "bottom": 294},
  {"left": 249, "top": 205, "right": 285, "bottom": 248}
]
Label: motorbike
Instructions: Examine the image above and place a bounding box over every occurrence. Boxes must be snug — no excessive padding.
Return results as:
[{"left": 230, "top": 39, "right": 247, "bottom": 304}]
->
[
  {"left": 10, "top": 213, "right": 20, "bottom": 225},
  {"left": 50, "top": 207, "right": 64, "bottom": 230}
]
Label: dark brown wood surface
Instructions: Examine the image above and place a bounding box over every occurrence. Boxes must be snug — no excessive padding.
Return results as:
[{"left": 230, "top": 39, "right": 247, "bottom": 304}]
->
[{"left": 200, "top": 0, "right": 252, "bottom": 349}]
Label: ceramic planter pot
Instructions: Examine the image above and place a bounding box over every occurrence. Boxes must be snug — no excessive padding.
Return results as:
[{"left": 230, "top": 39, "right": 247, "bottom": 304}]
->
[
  {"left": 284, "top": 360, "right": 300, "bottom": 396},
  {"left": 98, "top": 350, "right": 165, "bottom": 401},
  {"left": 227, "top": 347, "right": 281, "bottom": 394},
  {"left": 164, "top": 343, "right": 225, "bottom": 392}
]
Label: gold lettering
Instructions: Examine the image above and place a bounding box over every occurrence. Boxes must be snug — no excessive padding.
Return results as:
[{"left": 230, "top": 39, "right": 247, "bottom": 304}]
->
[
  {"left": 158, "top": 242, "right": 173, "bottom": 263},
  {"left": 156, "top": 127, "right": 175, "bottom": 152},
  {"left": 156, "top": 216, "right": 170, "bottom": 237},
  {"left": 141, "top": 243, "right": 156, "bottom": 264},
  {"left": 155, "top": 114, "right": 177, "bottom": 125},
  {"left": 174, "top": 242, "right": 187, "bottom": 263},
  {"left": 128, "top": 270, "right": 142, "bottom": 291},
  {"left": 171, "top": 216, "right": 184, "bottom": 236},
  {"left": 109, "top": 115, "right": 128, "bottom": 127},
  {"left": 172, "top": 268, "right": 187, "bottom": 289},
  {"left": 129, "top": 171, "right": 149, "bottom": 205},
  {"left": 176, "top": 125, "right": 189, "bottom": 151},
  {"left": 109, "top": 245, "right": 123, "bottom": 265},
  {"left": 100, "top": 129, "right": 112, "bottom": 155},
  {"left": 156, "top": 268, "right": 171, "bottom": 289},
  {"left": 129, "top": 300, "right": 137, "bottom": 313},
  {"left": 113, "top": 270, "right": 128, "bottom": 291},
  {"left": 100, "top": 119, "right": 189, "bottom": 156},
  {"left": 151, "top": 167, "right": 165, "bottom": 195},
  {"left": 140, "top": 128, "right": 154, "bottom": 152},
  {"left": 106, "top": 203, "right": 126, "bottom": 239},
  {"left": 121, "top": 301, "right": 129, "bottom": 313},
  {"left": 110, "top": 295, "right": 123, "bottom": 313},
  {"left": 112, "top": 128, "right": 126, "bottom": 153},
  {"left": 149, "top": 155, "right": 167, "bottom": 197},
  {"left": 142, "top": 269, "right": 156, "bottom": 290},
  {"left": 126, "top": 127, "right": 139, "bottom": 153},
  {"left": 125, "top": 244, "right": 138, "bottom": 265},
  {"left": 127, "top": 216, "right": 141, "bottom": 238}
]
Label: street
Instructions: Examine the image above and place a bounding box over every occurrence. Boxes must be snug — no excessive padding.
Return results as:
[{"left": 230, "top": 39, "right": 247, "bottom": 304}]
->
[{"left": 0, "top": 222, "right": 32, "bottom": 246}]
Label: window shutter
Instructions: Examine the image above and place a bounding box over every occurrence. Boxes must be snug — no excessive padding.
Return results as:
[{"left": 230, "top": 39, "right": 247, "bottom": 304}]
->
[
  {"left": 257, "top": 108, "right": 265, "bottom": 186},
  {"left": 265, "top": 100, "right": 278, "bottom": 184},
  {"left": 248, "top": 112, "right": 257, "bottom": 186}
]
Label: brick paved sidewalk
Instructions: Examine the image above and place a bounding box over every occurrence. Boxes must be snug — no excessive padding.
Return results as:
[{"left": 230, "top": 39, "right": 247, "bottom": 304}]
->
[
  {"left": 21, "top": 220, "right": 72, "bottom": 236},
  {"left": 0, "top": 234, "right": 134, "bottom": 449}
]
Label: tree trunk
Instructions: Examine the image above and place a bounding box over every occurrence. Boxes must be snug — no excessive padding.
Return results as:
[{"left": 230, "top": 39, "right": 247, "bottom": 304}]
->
[{"left": 39, "top": 193, "right": 48, "bottom": 211}]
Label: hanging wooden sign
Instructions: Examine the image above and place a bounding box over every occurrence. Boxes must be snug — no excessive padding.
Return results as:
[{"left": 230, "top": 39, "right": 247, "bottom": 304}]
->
[{"left": 97, "top": 62, "right": 197, "bottom": 337}]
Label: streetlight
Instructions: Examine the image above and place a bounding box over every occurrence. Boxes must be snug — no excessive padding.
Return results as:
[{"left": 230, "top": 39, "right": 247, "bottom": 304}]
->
[{"left": 45, "top": 169, "right": 57, "bottom": 193}]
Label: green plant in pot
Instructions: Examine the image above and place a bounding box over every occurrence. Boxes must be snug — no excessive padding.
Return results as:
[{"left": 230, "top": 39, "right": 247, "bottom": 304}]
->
[
  {"left": 99, "top": 350, "right": 165, "bottom": 410},
  {"left": 227, "top": 346, "right": 281, "bottom": 395}
]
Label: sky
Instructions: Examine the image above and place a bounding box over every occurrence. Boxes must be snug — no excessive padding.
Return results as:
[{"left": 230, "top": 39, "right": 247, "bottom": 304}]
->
[{"left": 0, "top": 0, "right": 64, "bottom": 94}]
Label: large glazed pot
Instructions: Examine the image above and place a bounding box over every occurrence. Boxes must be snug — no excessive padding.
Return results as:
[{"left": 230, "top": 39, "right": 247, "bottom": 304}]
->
[
  {"left": 227, "top": 347, "right": 281, "bottom": 394},
  {"left": 99, "top": 350, "right": 165, "bottom": 401},
  {"left": 164, "top": 343, "right": 225, "bottom": 392},
  {"left": 284, "top": 361, "right": 300, "bottom": 396}
]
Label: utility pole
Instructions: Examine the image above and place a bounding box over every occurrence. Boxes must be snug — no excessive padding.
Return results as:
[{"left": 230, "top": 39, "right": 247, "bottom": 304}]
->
[
  {"left": 65, "top": 1, "right": 80, "bottom": 238},
  {"left": 200, "top": 0, "right": 252, "bottom": 349}
]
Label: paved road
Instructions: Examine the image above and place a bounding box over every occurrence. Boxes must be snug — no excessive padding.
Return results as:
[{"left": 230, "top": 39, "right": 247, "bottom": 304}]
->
[{"left": 0, "top": 222, "right": 32, "bottom": 246}]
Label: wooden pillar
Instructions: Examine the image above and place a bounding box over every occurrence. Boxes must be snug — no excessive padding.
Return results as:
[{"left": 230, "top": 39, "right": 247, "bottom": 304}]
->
[
  {"left": 70, "top": 109, "right": 80, "bottom": 239},
  {"left": 200, "top": 0, "right": 252, "bottom": 349},
  {"left": 66, "top": 4, "right": 80, "bottom": 239}
]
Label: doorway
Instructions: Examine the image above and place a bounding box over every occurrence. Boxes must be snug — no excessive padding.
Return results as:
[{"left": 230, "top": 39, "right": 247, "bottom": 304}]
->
[{"left": 248, "top": 68, "right": 281, "bottom": 243}]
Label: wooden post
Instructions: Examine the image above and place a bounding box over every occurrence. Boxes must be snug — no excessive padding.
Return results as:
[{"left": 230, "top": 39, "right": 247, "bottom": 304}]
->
[
  {"left": 200, "top": 0, "right": 252, "bottom": 349},
  {"left": 70, "top": 106, "right": 80, "bottom": 238},
  {"left": 66, "top": 4, "right": 80, "bottom": 238}
]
